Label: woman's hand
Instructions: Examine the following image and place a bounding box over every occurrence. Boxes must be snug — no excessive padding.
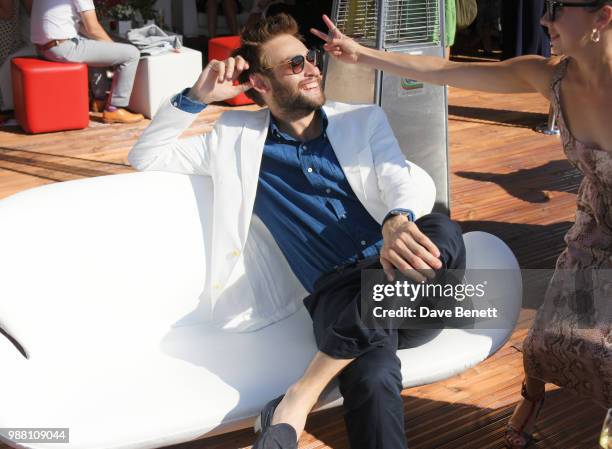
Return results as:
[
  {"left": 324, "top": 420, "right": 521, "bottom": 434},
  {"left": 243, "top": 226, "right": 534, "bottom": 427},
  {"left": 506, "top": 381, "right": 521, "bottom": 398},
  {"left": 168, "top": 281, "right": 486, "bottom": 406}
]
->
[
  {"left": 188, "top": 56, "right": 252, "bottom": 104},
  {"left": 310, "top": 14, "right": 363, "bottom": 65}
]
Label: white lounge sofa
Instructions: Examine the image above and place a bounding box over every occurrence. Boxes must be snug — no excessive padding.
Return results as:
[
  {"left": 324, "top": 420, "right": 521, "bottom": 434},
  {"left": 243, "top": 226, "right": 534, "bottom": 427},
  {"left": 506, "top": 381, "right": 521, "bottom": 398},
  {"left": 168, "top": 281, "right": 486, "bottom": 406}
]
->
[{"left": 0, "top": 169, "right": 522, "bottom": 449}]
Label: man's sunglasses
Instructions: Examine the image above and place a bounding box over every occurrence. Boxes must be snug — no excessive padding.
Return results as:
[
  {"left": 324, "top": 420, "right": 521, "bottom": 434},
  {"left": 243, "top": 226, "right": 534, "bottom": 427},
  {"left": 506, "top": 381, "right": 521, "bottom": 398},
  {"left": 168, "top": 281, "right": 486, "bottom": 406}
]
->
[
  {"left": 264, "top": 49, "right": 320, "bottom": 74},
  {"left": 545, "top": 0, "right": 602, "bottom": 21}
]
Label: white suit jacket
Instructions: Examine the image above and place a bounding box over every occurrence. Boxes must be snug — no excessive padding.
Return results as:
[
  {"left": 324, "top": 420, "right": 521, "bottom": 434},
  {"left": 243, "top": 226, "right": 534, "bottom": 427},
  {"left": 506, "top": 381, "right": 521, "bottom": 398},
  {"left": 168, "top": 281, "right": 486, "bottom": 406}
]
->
[{"left": 128, "top": 99, "right": 435, "bottom": 331}]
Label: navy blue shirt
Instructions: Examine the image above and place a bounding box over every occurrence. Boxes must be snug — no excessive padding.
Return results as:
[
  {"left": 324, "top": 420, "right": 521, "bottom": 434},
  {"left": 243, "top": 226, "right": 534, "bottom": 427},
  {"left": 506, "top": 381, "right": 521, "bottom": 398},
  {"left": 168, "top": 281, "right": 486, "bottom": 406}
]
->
[
  {"left": 253, "top": 111, "right": 385, "bottom": 292},
  {"left": 171, "top": 90, "right": 414, "bottom": 293}
]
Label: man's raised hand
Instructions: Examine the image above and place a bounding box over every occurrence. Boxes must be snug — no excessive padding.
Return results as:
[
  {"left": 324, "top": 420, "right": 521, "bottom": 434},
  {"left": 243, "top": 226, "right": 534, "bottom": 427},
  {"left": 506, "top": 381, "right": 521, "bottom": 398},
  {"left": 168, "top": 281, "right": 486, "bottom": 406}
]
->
[
  {"left": 310, "top": 14, "right": 362, "bottom": 64},
  {"left": 187, "top": 56, "right": 252, "bottom": 104}
]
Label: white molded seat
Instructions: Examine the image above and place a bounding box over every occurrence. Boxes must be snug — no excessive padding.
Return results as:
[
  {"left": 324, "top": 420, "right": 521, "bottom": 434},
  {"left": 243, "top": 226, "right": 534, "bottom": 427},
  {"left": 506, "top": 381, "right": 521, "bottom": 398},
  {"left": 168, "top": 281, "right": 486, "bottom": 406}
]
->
[
  {"left": 128, "top": 47, "right": 203, "bottom": 119},
  {"left": 0, "top": 171, "right": 521, "bottom": 449}
]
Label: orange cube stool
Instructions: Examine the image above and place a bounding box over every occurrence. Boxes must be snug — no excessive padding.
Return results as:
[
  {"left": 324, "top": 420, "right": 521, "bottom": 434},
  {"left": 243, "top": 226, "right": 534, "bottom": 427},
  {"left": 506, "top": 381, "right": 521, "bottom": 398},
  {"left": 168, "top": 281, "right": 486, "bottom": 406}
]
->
[
  {"left": 208, "top": 36, "right": 254, "bottom": 106},
  {"left": 11, "top": 57, "right": 89, "bottom": 134}
]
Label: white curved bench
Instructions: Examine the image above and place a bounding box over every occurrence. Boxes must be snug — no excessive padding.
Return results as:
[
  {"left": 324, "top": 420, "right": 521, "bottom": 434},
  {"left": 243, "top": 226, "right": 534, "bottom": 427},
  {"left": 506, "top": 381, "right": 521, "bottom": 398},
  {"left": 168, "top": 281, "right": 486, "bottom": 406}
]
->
[{"left": 0, "top": 171, "right": 521, "bottom": 449}]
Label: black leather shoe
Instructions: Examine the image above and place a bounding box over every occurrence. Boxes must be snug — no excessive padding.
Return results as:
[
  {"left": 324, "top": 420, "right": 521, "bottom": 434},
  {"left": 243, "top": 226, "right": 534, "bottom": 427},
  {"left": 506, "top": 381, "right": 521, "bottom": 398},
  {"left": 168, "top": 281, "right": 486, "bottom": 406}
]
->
[
  {"left": 252, "top": 423, "right": 298, "bottom": 449},
  {"left": 254, "top": 394, "right": 285, "bottom": 433}
]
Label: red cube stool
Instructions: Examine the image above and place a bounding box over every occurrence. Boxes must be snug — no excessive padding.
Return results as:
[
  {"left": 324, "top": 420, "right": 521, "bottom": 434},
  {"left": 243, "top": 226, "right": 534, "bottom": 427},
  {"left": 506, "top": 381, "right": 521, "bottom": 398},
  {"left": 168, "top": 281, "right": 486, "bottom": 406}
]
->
[
  {"left": 208, "top": 36, "right": 254, "bottom": 106},
  {"left": 11, "top": 57, "right": 89, "bottom": 134}
]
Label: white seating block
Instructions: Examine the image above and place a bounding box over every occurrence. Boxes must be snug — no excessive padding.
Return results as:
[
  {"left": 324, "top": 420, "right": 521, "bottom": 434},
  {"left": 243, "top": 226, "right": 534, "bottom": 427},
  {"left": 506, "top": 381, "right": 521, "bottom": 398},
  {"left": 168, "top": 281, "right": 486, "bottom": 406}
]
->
[{"left": 129, "top": 47, "right": 203, "bottom": 119}]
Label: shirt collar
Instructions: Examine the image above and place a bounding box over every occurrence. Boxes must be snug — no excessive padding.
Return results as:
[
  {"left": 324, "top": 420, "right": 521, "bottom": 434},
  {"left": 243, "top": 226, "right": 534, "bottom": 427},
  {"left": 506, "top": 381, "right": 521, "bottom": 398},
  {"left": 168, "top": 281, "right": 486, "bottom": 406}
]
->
[{"left": 268, "top": 108, "right": 329, "bottom": 144}]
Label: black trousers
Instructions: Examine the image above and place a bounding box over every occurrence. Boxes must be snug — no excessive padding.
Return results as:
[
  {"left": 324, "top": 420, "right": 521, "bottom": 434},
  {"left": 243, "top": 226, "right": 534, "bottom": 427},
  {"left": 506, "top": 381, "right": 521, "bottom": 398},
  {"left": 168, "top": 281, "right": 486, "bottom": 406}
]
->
[{"left": 303, "top": 213, "right": 466, "bottom": 449}]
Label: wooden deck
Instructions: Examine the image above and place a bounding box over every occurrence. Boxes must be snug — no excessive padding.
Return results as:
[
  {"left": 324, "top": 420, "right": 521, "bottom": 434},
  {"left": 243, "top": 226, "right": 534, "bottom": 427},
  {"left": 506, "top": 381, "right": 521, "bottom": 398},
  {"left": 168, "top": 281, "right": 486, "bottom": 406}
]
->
[{"left": 0, "top": 86, "right": 605, "bottom": 448}]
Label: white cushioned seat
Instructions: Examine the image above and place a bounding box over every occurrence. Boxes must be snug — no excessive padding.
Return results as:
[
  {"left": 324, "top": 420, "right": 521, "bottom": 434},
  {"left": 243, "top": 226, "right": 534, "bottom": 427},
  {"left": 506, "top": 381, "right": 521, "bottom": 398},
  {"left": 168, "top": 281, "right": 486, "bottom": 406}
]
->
[
  {"left": 0, "top": 172, "right": 521, "bottom": 449},
  {"left": 128, "top": 48, "right": 203, "bottom": 119}
]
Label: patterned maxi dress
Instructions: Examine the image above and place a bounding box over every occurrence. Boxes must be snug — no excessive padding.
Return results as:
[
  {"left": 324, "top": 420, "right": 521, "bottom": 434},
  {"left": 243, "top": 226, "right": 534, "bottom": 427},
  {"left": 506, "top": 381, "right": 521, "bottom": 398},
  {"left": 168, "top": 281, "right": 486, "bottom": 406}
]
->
[{"left": 523, "top": 57, "right": 612, "bottom": 408}]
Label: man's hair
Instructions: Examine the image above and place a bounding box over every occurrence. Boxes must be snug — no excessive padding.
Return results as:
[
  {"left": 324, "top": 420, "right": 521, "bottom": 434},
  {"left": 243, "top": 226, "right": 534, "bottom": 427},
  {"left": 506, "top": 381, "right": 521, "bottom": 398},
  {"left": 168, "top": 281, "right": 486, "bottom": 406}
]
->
[{"left": 232, "top": 13, "right": 304, "bottom": 106}]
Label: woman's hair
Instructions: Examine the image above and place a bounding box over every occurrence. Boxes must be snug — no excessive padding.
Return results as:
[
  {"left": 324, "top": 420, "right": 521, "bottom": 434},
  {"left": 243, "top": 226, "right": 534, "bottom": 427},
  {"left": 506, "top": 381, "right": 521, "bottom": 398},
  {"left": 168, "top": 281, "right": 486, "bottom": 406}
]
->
[
  {"left": 232, "top": 13, "right": 303, "bottom": 106},
  {"left": 590, "top": 0, "right": 612, "bottom": 24},
  {"left": 593, "top": 0, "right": 612, "bottom": 9}
]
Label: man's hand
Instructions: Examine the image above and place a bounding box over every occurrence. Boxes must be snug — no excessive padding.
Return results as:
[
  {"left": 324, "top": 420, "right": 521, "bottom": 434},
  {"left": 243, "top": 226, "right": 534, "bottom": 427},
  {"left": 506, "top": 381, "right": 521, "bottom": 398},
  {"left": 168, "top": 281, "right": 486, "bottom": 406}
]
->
[
  {"left": 380, "top": 215, "right": 442, "bottom": 283},
  {"left": 310, "top": 14, "right": 362, "bottom": 65},
  {"left": 187, "top": 56, "right": 252, "bottom": 104}
]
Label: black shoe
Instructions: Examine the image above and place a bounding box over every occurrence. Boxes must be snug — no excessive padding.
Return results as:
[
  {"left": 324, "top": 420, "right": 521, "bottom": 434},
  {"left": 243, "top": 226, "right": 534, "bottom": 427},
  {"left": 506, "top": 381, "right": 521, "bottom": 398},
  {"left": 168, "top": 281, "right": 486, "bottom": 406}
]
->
[
  {"left": 252, "top": 423, "right": 297, "bottom": 449},
  {"left": 254, "top": 394, "right": 285, "bottom": 433}
]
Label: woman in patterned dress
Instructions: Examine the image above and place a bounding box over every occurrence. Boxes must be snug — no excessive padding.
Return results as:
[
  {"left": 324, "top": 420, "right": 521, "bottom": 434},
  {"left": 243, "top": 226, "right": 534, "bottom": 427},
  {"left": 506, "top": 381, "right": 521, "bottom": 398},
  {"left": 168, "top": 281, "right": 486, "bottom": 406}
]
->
[{"left": 312, "top": 2, "right": 612, "bottom": 447}]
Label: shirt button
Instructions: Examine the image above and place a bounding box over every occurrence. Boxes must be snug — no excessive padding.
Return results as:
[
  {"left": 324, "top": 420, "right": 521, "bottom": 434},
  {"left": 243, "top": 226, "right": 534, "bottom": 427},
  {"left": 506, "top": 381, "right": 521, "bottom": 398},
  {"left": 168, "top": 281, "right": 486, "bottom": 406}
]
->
[
  {"left": 303, "top": 145, "right": 308, "bottom": 150},
  {"left": 213, "top": 283, "right": 223, "bottom": 290},
  {"left": 361, "top": 240, "right": 366, "bottom": 246},
  {"left": 307, "top": 167, "right": 313, "bottom": 173},
  {"left": 231, "top": 249, "right": 240, "bottom": 257},
  {"left": 325, "top": 188, "right": 331, "bottom": 194}
]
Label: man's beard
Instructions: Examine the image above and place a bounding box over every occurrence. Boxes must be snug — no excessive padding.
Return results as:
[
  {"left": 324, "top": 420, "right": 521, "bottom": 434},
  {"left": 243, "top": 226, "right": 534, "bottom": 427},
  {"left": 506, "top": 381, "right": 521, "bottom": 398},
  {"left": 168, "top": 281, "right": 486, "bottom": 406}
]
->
[{"left": 269, "top": 76, "right": 326, "bottom": 118}]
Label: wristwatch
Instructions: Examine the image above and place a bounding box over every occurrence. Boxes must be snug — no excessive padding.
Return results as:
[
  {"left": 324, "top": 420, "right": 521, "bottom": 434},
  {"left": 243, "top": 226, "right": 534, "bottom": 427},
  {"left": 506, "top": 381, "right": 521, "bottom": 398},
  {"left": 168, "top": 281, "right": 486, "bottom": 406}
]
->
[{"left": 382, "top": 208, "right": 415, "bottom": 226}]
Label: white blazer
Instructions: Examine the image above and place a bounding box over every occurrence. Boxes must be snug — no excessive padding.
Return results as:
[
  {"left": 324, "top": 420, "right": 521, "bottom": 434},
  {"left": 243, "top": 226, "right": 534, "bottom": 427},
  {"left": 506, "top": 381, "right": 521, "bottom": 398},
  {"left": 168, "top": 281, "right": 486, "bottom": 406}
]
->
[{"left": 128, "top": 99, "right": 435, "bottom": 331}]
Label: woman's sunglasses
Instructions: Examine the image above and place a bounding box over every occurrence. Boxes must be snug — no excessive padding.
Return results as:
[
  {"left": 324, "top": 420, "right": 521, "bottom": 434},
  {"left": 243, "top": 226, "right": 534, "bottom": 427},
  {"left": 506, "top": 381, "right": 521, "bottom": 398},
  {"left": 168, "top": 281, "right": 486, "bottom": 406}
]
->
[
  {"left": 545, "top": 0, "right": 602, "bottom": 21},
  {"left": 264, "top": 49, "right": 320, "bottom": 74}
]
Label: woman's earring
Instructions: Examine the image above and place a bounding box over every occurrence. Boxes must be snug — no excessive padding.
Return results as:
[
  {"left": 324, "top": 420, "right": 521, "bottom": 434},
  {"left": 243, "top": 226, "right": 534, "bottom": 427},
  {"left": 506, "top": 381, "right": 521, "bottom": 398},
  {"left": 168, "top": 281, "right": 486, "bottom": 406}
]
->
[{"left": 591, "top": 28, "right": 601, "bottom": 43}]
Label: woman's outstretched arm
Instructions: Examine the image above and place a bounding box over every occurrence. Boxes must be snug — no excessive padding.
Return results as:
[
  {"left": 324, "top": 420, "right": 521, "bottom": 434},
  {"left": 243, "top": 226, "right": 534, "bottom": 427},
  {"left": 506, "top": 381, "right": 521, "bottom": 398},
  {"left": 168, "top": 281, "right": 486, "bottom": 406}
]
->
[{"left": 311, "top": 14, "right": 558, "bottom": 98}]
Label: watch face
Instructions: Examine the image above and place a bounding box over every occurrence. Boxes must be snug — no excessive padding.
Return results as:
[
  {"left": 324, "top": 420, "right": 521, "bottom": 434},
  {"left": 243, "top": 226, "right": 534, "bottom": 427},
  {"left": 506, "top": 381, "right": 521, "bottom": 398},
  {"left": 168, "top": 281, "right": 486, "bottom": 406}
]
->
[{"left": 391, "top": 211, "right": 413, "bottom": 221}]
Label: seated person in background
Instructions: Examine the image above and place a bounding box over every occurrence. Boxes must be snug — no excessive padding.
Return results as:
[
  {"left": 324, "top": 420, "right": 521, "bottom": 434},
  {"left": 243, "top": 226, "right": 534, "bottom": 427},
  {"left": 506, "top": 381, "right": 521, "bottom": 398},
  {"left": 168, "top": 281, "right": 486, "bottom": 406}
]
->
[
  {"left": 30, "top": 0, "right": 144, "bottom": 124},
  {"left": 197, "top": 0, "right": 239, "bottom": 37},
  {"left": 474, "top": 0, "right": 500, "bottom": 54},
  {"left": 501, "top": 0, "right": 550, "bottom": 60},
  {"left": 246, "top": 0, "right": 332, "bottom": 48},
  {"left": 0, "top": 0, "right": 30, "bottom": 110},
  {"left": 128, "top": 13, "right": 465, "bottom": 449},
  {"left": 246, "top": 0, "right": 293, "bottom": 29},
  {"left": 0, "top": 0, "right": 30, "bottom": 62}
]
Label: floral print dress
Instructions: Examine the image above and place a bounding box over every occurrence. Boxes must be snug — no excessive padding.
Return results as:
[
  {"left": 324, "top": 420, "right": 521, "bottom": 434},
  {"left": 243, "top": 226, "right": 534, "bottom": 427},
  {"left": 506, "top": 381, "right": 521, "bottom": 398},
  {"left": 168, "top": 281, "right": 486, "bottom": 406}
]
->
[{"left": 523, "top": 57, "right": 612, "bottom": 407}]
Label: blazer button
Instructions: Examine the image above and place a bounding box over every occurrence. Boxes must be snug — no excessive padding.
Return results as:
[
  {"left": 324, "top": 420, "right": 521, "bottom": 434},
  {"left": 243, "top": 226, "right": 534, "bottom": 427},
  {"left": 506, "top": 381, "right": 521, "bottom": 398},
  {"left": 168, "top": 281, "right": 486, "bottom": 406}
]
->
[{"left": 231, "top": 249, "right": 241, "bottom": 257}]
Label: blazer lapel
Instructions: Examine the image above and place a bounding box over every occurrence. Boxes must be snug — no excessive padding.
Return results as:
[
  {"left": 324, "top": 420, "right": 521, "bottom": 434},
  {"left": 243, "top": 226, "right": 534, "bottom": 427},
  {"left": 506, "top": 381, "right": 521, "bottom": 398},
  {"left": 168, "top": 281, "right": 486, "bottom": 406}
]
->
[
  {"left": 324, "top": 104, "right": 368, "bottom": 204},
  {"left": 238, "top": 109, "right": 270, "bottom": 245}
]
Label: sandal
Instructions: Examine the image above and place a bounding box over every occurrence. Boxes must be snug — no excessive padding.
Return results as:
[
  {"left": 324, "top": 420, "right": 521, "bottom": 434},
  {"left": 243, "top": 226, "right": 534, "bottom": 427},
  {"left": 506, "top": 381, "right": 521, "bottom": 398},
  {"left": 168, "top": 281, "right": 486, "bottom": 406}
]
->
[{"left": 504, "top": 380, "right": 545, "bottom": 448}]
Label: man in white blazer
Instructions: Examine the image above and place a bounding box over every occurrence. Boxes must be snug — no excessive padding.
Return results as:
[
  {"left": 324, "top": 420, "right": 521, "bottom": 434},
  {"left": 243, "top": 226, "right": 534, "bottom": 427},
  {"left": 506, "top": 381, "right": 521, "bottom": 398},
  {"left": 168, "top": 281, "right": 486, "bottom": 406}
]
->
[{"left": 128, "top": 13, "right": 466, "bottom": 449}]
